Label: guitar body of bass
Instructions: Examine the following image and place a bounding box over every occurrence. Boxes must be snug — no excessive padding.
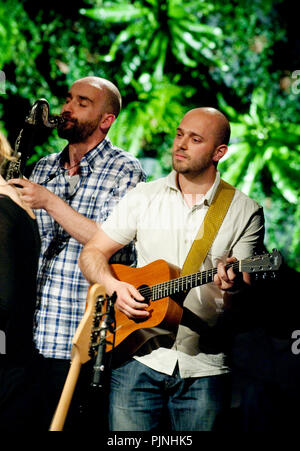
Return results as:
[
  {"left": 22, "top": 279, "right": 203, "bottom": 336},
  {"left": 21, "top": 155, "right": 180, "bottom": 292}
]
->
[{"left": 109, "top": 259, "right": 183, "bottom": 357}]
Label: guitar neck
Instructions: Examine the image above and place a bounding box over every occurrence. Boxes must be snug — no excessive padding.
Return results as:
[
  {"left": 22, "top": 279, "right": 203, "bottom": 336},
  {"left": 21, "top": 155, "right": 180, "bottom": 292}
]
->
[{"left": 149, "top": 261, "right": 240, "bottom": 301}]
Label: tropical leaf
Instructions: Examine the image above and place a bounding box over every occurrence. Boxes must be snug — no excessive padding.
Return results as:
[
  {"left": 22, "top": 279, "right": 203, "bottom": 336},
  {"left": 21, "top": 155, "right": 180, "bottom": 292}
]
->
[
  {"left": 102, "top": 20, "right": 153, "bottom": 61},
  {"left": 171, "top": 34, "right": 198, "bottom": 67},
  {"left": 82, "top": 0, "right": 225, "bottom": 76},
  {"left": 108, "top": 75, "right": 193, "bottom": 155},
  {"left": 152, "top": 33, "right": 168, "bottom": 80},
  {"left": 217, "top": 93, "right": 239, "bottom": 121},
  {"left": 239, "top": 152, "right": 267, "bottom": 195},
  {"left": 230, "top": 123, "right": 249, "bottom": 137},
  {"left": 220, "top": 142, "right": 254, "bottom": 186},
  {"left": 178, "top": 20, "right": 222, "bottom": 38},
  {"left": 80, "top": 4, "right": 147, "bottom": 23},
  {"left": 267, "top": 154, "right": 299, "bottom": 204}
]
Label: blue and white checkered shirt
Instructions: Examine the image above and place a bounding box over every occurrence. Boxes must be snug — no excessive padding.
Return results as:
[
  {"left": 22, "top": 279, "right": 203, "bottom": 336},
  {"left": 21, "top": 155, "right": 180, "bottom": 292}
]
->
[{"left": 30, "top": 137, "right": 146, "bottom": 359}]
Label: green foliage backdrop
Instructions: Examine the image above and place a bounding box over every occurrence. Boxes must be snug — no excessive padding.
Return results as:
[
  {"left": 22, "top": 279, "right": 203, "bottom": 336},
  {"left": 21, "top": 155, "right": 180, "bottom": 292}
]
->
[{"left": 0, "top": 0, "right": 299, "bottom": 269}]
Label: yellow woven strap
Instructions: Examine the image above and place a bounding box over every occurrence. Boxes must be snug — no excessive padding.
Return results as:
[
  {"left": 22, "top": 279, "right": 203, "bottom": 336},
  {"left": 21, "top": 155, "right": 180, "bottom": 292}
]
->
[{"left": 181, "top": 179, "right": 235, "bottom": 276}]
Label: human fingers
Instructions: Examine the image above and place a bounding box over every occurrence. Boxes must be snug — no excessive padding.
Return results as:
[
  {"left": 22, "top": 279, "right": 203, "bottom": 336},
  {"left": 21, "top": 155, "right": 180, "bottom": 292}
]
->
[
  {"left": 7, "top": 178, "right": 30, "bottom": 188},
  {"left": 115, "top": 284, "right": 149, "bottom": 319},
  {"left": 225, "top": 257, "right": 238, "bottom": 282},
  {"left": 214, "top": 257, "right": 237, "bottom": 290}
]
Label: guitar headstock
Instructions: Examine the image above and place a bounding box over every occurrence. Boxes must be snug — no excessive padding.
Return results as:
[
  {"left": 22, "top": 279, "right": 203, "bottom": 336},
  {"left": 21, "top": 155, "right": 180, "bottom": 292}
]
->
[
  {"left": 89, "top": 290, "right": 116, "bottom": 359},
  {"left": 71, "top": 284, "right": 107, "bottom": 364},
  {"left": 240, "top": 249, "right": 283, "bottom": 273},
  {"left": 89, "top": 293, "right": 107, "bottom": 359},
  {"left": 89, "top": 290, "right": 116, "bottom": 389}
]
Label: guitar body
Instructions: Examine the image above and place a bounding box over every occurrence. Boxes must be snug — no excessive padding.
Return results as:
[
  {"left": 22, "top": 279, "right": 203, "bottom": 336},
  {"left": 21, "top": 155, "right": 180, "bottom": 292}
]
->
[{"left": 108, "top": 259, "right": 183, "bottom": 356}]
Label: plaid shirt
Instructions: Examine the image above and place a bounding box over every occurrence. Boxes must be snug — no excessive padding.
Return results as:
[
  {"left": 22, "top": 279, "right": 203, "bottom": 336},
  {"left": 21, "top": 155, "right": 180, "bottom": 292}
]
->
[{"left": 30, "top": 137, "right": 146, "bottom": 359}]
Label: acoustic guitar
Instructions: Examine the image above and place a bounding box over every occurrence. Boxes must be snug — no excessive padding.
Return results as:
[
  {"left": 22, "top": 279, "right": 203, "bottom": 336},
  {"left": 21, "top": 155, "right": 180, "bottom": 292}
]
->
[{"left": 104, "top": 249, "right": 282, "bottom": 357}]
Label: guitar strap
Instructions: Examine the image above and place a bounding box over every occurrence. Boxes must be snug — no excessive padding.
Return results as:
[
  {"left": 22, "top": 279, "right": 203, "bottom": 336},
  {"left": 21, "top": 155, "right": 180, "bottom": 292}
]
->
[{"left": 181, "top": 179, "right": 235, "bottom": 276}]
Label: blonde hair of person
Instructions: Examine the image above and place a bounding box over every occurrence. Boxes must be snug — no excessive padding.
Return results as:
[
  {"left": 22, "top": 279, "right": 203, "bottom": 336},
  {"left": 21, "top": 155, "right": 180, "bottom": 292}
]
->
[
  {"left": 0, "top": 130, "right": 16, "bottom": 177},
  {"left": 0, "top": 129, "right": 16, "bottom": 164}
]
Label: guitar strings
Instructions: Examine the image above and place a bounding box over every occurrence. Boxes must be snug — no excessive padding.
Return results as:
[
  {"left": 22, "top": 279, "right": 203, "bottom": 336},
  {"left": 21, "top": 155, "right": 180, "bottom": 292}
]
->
[{"left": 138, "top": 261, "right": 240, "bottom": 301}]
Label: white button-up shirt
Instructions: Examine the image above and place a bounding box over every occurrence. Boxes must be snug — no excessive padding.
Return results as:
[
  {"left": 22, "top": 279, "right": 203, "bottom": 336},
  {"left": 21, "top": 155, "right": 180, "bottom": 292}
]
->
[{"left": 102, "top": 171, "right": 265, "bottom": 377}]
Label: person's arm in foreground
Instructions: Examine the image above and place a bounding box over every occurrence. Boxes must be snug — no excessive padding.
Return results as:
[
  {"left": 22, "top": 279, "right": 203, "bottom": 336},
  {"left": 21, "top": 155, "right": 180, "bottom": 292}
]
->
[{"left": 79, "top": 228, "right": 148, "bottom": 319}]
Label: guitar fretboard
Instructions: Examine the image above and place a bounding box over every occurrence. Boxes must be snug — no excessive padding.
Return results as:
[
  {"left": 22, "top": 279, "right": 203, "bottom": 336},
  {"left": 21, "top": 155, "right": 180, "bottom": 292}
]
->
[{"left": 139, "top": 261, "right": 240, "bottom": 301}]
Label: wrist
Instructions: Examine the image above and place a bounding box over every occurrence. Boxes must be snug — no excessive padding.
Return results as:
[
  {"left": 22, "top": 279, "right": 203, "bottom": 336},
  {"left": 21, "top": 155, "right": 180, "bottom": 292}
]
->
[
  {"left": 43, "top": 188, "right": 57, "bottom": 212},
  {"left": 102, "top": 275, "right": 120, "bottom": 296}
]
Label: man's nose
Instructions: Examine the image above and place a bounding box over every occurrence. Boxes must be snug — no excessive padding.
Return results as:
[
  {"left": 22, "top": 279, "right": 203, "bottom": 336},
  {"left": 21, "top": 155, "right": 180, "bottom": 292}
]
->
[
  {"left": 178, "top": 136, "right": 188, "bottom": 150},
  {"left": 62, "top": 101, "right": 73, "bottom": 115}
]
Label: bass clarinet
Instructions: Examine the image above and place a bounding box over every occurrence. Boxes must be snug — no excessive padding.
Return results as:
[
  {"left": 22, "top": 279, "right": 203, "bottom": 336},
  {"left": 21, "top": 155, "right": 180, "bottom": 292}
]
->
[{"left": 5, "top": 98, "right": 64, "bottom": 180}]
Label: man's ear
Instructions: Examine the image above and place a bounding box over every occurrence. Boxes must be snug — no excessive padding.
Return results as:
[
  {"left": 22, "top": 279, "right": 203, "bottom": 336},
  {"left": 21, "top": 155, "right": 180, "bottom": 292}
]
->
[
  {"left": 213, "top": 144, "right": 228, "bottom": 163},
  {"left": 100, "top": 113, "right": 116, "bottom": 133}
]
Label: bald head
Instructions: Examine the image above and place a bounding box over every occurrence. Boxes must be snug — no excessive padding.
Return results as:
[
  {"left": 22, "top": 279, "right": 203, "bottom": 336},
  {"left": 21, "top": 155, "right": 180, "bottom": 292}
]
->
[
  {"left": 73, "top": 76, "right": 122, "bottom": 117},
  {"left": 183, "top": 107, "right": 230, "bottom": 146}
]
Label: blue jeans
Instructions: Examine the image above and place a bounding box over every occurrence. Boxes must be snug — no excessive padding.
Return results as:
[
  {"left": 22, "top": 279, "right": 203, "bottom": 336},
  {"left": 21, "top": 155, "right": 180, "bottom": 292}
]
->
[{"left": 109, "top": 359, "right": 231, "bottom": 431}]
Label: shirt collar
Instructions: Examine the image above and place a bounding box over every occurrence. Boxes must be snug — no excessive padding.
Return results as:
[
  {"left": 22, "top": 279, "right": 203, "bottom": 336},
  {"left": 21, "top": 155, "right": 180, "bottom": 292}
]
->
[
  {"left": 58, "top": 137, "right": 112, "bottom": 174},
  {"left": 166, "top": 170, "right": 221, "bottom": 206}
]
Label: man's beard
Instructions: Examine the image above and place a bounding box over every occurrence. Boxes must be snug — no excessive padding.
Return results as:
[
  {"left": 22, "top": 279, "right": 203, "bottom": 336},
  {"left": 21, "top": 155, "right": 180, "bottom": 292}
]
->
[
  {"left": 57, "top": 116, "right": 100, "bottom": 144},
  {"left": 172, "top": 157, "right": 210, "bottom": 175},
  {"left": 172, "top": 151, "right": 215, "bottom": 175}
]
